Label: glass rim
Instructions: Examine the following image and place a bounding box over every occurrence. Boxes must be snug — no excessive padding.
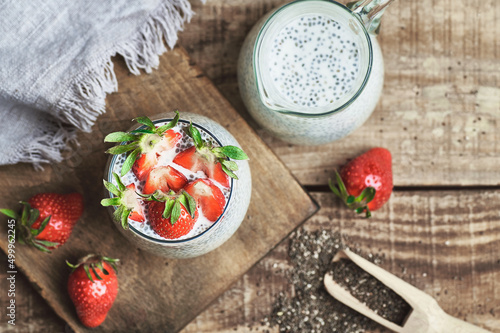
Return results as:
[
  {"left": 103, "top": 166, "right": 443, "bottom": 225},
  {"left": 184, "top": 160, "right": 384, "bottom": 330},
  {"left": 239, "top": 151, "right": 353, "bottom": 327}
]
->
[
  {"left": 105, "top": 118, "right": 234, "bottom": 244},
  {"left": 253, "top": 0, "right": 374, "bottom": 118}
]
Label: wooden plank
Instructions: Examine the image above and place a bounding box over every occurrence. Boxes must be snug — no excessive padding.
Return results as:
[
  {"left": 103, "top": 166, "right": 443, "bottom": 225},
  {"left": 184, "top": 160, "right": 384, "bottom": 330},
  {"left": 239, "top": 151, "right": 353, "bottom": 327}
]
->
[
  {"left": 181, "top": 191, "right": 500, "bottom": 333},
  {"left": 179, "top": 0, "right": 500, "bottom": 186},
  {"left": 0, "top": 47, "right": 318, "bottom": 332}
]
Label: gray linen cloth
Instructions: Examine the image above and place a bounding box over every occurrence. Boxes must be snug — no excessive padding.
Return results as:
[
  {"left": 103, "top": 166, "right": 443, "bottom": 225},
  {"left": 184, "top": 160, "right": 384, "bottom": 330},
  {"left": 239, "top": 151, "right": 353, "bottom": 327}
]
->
[{"left": 0, "top": 0, "right": 198, "bottom": 168}]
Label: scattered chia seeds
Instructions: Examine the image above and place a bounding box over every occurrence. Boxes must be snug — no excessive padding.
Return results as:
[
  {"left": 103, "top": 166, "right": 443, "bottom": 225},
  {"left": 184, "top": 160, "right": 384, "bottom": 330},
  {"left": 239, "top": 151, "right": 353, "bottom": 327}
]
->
[{"left": 268, "top": 228, "right": 404, "bottom": 333}]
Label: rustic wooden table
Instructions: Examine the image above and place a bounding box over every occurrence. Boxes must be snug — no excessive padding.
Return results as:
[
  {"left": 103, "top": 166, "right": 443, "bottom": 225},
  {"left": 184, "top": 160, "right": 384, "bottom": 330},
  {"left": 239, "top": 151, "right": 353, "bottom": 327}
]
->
[{"left": 1, "top": 0, "right": 499, "bottom": 332}]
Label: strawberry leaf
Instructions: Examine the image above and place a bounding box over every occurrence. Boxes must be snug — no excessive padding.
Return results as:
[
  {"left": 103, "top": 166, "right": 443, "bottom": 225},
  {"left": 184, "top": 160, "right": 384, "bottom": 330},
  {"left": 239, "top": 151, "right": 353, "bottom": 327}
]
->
[
  {"left": 334, "top": 171, "right": 349, "bottom": 199},
  {"left": 221, "top": 160, "right": 238, "bottom": 171},
  {"left": 27, "top": 208, "right": 40, "bottom": 226},
  {"left": 101, "top": 198, "right": 121, "bottom": 206},
  {"left": 113, "top": 206, "right": 124, "bottom": 224},
  {"left": 0, "top": 209, "right": 18, "bottom": 219},
  {"left": 217, "top": 146, "right": 248, "bottom": 160},
  {"left": 328, "top": 179, "right": 341, "bottom": 197},
  {"left": 221, "top": 164, "right": 238, "bottom": 180},
  {"left": 356, "top": 187, "right": 376, "bottom": 204},
  {"left": 189, "top": 122, "right": 203, "bottom": 149},
  {"left": 134, "top": 117, "right": 156, "bottom": 130},
  {"left": 183, "top": 191, "right": 196, "bottom": 218},
  {"left": 96, "top": 262, "right": 109, "bottom": 275},
  {"left": 130, "top": 128, "right": 155, "bottom": 134},
  {"left": 346, "top": 195, "right": 355, "bottom": 204},
  {"left": 31, "top": 215, "right": 51, "bottom": 236},
  {"left": 104, "top": 132, "right": 138, "bottom": 143},
  {"left": 103, "top": 180, "right": 120, "bottom": 196},
  {"left": 121, "top": 148, "right": 141, "bottom": 176},
  {"left": 112, "top": 173, "right": 126, "bottom": 192},
  {"left": 157, "top": 110, "right": 180, "bottom": 134},
  {"left": 120, "top": 208, "right": 130, "bottom": 230},
  {"left": 90, "top": 265, "right": 103, "bottom": 280},
  {"left": 83, "top": 264, "right": 94, "bottom": 283},
  {"left": 171, "top": 200, "right": 181, "bottom": 225},
  {"left": 31, "top": 241, "right": 52, "bottom": 253},
  {"left": 106, "top": 142, "right": 138, "bottom": 155},
  {"left": 162, "top": 199, "right": 175, "bottom": 219}
]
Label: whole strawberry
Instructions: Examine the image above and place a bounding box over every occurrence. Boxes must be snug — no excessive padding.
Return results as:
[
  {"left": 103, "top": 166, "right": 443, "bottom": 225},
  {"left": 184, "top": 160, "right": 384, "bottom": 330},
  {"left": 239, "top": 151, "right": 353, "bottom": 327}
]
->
[
  {"left": 329, "top": 147, "right": 393, "bottom": 217},
  {"left": 147, "top": 190, "right": 198, "bottom": 239},
  {"left": 0, "top": 193, "right": 84, "bottom": 252},
  {"left": 67, "top": 255, "right": 119, "bottom": 328}
]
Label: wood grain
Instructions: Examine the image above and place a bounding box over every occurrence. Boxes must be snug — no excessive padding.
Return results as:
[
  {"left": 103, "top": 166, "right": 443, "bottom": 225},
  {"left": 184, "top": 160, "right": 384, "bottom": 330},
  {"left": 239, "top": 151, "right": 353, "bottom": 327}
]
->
[
  {"left": 179, "top": 0, "right": 500, "bottom": 186},
  {"left": 182, "top": 191, "right": 500, "bottom": 333},
  {"left": 0, "top": 47, "right": 318, "bottom": 332}
]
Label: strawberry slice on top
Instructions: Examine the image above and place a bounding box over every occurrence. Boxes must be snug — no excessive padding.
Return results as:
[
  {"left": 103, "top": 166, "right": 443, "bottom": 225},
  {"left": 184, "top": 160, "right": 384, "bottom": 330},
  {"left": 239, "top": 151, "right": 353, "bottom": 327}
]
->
[
  {"left": 104, "top": 111, "right": 181, "bottom": 180},
  {"left": 102, "top": 173, "right": 145, "bottom": 228},
  {"left": 184, "top": 179, "right": 226, "bottom": 222},
  {"left": 143, "top": 165, "right": 187, "bottom": 195},
  {"left": 173, "top": 123, "right": 249, "bottom": 188}
]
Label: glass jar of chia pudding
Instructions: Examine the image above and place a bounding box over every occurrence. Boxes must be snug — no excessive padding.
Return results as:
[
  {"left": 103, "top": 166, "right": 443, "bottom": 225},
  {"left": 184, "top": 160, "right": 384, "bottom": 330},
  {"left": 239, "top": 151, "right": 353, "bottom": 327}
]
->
[
  {"left": 238, "top": 0, "right": 393, "bottom": 145},
  {"left": 103, "top": 112, "right": 252, "bottom": 259}
]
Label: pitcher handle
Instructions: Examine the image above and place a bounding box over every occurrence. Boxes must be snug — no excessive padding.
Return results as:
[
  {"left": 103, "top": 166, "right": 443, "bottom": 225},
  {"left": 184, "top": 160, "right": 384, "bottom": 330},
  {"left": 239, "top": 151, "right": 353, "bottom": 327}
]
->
[{"left": 347, "top": 0, "right": 395, "bottom": 35}]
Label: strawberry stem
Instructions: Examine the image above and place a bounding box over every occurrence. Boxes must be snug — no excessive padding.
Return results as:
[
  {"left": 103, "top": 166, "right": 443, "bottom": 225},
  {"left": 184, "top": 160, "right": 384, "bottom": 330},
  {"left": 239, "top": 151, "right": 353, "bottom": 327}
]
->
[{"left": 329, "top": 170, "right": 375, "bottom": 219}]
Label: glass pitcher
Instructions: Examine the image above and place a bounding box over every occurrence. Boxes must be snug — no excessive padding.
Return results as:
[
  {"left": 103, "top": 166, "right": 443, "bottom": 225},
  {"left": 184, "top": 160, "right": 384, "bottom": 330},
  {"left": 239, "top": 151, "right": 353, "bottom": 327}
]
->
[{"left": 238, "top": 0, "right": 394, "bottom": 145}]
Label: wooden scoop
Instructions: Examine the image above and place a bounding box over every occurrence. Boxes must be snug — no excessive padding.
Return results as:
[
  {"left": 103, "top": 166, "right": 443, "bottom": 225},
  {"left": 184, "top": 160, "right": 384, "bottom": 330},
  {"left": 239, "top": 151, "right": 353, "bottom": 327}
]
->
[{"left": 324, "top": 249, "right": 491, "bottom": 333}]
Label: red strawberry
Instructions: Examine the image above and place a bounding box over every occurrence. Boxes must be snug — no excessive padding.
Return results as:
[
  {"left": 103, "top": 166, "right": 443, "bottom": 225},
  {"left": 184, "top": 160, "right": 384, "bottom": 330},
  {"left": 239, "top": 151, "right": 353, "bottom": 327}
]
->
[
  {"left": 102, "top": 173, "right": 145, "bottom": 228},
  {"left": 125, "top": 184, "right": 145, "bottom": 222},
  {"left": 67, "top": 255, "right": 119, "bottom": 328},
  {"left": 174, "top": 146, "right": 230, "bottom": 187},
  {"left": 330, "top": 147, "right": 393, "bottom": 217},
  {"left": 184, "top": 179, "right": 226, "bottom": 222},
  {"left": 132, "top": 129, "right": 181, "bottom": 181},
  {"left": 0, "top": 192, "right": 84, "bottom": 252},
  {"left": 143, "top": 165, "right": 187, "bottom": 195},
  {"left": 148, "top": 191, "right": 198, "bottom": 239}
]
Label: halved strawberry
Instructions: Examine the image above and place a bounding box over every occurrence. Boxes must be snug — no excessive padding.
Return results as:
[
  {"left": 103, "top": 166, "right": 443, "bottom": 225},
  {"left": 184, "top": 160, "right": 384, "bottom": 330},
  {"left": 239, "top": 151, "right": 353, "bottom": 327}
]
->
[
  {"left": 102, "top": 173, "right": 145, "bottom": 228},
  {"left": 172, "top": 123, "right": 248, "bottom": 188},
  {"left": 147, "top": 191, "right": 198, "bottom": 239},
  {"left": 184, "top": 179, "right": 226, "bottom": 222},
  {"left": 143, "top": 166, "right": 187, "bottom": 195},
  {"left": 104, "top": 111, "right": 181, "bottom": 179},
  {"left": 125, "top": 184, "right": 145, "bottom": 222}
]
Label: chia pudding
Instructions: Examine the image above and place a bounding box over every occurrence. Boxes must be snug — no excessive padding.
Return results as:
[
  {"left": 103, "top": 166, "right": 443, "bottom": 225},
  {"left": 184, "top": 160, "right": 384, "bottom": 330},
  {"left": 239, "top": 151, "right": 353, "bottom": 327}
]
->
[
  {"left": 104, "top": 112, "right": 252, "bottom": 259},
  {"left": 238, "top": 0, "right": 384, "bottom": 145}
]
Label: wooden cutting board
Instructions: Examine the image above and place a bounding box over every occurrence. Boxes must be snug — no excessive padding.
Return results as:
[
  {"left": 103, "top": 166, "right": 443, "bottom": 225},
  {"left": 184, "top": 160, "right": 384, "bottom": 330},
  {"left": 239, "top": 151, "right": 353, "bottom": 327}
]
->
[{"left": 0, "top": 47, "right": 318, "bottom": 332}]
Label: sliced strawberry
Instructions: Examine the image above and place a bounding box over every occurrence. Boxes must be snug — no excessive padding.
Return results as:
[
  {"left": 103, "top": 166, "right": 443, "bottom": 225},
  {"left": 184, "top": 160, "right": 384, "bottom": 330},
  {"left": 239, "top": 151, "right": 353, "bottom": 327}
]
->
[
  {"left": 132, "top": 129, "right": 182, "bottom": 181},
  {"left": 143, "top": 166, "right": 187, "bottom": 194},
  {"left": 174, "top": 146, "right": 230, "bottom": 187},
  {"left": 206, "top": 162, "right": 230, "bottom": 188},
  {"left": 132, "top": 152, "right": 157, "bottom": 181},
  {"left": 124, "top": 184, "right": 145, "bottom": 222},
  {"left": 184, "top": 179, "right": 226, "bottom": 222}
]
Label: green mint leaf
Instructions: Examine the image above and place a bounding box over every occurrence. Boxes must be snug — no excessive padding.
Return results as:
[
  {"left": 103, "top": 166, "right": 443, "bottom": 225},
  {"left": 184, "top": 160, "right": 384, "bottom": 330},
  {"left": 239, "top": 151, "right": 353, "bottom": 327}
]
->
[
  {"left": 106, "top": 142, "right": 138, "bottom": 155},
  {"left": 134, "top": 117, "right": 156, "bottom": 130},
  {"left": 219, "top": 146, "right": 248, "bottom": 160},
  {"left": 0, "top": 209, "right": 18, "bottom": 219},
  {"left": 157, "top": 110, "right": 180, "bottom": 134},
  {"left": 171, "top": 200, "right": 181, "bottom": 225},
  {"left": 112, "top": 173, "right": 126, "bottom": 192},
  {"left": 221, "top": 160, "right": 238, "bottom": 171},
  {"left": 104, "top": 132, "right": 138, "bottom": 143},
  {"left": 101, "top": 197, "right": 121, "bottom": 207},
  {"left": 221, "top": 164, "right": 238, "bottom": 180},
  {"left": 121, "top": 148, "right": 141, "bottom": 176},
  {"left": 103, "top": 180, "right": 120, "bottom": 196},
  {"left": 189, "top": 122, "right": 203, "bottom": 148}
]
